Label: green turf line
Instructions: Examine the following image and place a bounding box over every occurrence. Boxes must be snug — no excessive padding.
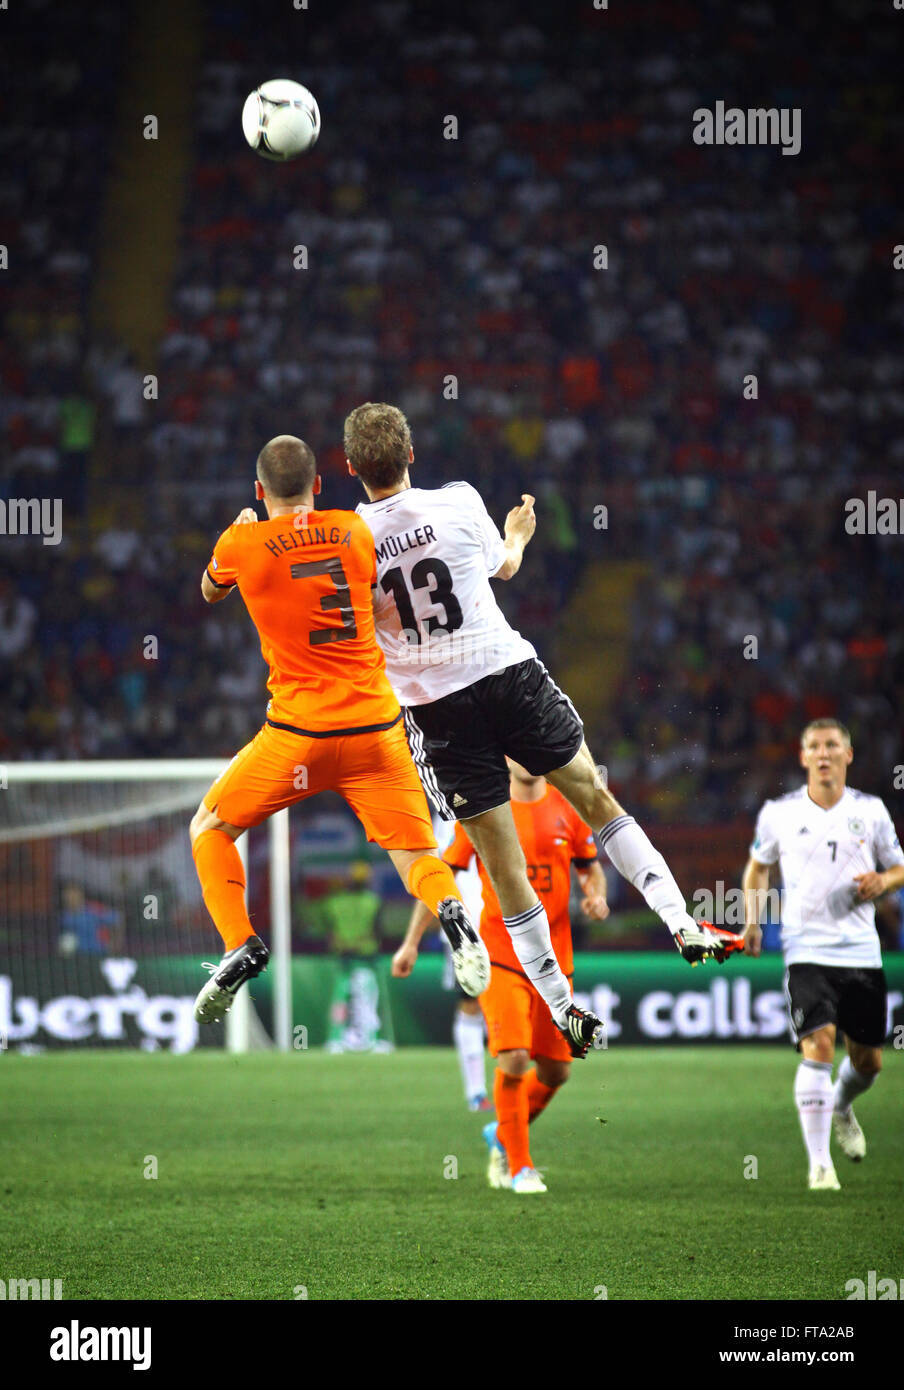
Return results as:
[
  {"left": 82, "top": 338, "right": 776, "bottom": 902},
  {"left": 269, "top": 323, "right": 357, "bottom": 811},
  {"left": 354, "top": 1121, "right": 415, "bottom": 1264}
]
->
[{"left": 1, "top": 1048, "right": 901, "bottom": 1300}]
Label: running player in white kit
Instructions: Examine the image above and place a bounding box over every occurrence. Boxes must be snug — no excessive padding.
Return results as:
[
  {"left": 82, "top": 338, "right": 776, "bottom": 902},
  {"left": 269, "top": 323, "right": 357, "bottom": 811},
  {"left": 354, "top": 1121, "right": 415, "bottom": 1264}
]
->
[
  {"left": 344, "top": 402, "right": 727, "bottom": 1059},
  {"left": 742, "top": 718, "right": 904, "bottom": 1190}
]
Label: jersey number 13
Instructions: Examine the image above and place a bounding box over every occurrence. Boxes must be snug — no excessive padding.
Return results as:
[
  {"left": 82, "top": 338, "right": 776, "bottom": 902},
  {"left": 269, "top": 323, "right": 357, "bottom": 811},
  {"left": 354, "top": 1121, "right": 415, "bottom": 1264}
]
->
[{"left": 381, "top": 560, "right": 464, "bottom": 644}]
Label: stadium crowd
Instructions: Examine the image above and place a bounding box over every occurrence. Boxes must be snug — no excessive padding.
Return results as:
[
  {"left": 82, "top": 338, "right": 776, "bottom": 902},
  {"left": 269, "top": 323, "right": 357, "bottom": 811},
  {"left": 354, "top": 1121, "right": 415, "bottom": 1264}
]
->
[{"left": 3, "top": 0, "right": 902, "bottom": 846}]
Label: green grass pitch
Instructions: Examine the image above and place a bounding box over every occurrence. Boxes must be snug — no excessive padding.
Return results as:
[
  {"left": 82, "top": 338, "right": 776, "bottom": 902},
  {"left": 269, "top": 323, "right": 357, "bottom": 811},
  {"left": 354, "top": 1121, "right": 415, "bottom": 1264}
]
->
[{"left": 2, "top": 1046, "right": 901, "bottom": 1301}]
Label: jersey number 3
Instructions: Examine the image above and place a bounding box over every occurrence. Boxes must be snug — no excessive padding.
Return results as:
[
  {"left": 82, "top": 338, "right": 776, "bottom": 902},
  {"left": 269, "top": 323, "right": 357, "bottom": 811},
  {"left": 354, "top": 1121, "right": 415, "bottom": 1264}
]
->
[
  {"left": 382, "top": 560, "right": 464, "bottom": 644},
  {"left": 291, "top": 557, "right": 357, "bottom": 644}
]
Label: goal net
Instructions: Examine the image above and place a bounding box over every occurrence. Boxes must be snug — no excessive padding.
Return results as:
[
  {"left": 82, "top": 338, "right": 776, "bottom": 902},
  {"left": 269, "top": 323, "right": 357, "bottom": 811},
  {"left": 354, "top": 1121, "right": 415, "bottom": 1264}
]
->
[{"left": 0, "top": 761, "right": 290, "bottom": 1054}]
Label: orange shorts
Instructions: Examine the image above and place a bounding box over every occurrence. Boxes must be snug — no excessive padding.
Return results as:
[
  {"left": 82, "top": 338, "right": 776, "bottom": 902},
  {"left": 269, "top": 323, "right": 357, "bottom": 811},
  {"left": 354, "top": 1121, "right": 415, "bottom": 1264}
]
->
[
  {"left": 204, "top": 719, "right": 437, "bottom": 850},
  {"left": 480, "top": 965, "right": 573, "bottom": 1064}
]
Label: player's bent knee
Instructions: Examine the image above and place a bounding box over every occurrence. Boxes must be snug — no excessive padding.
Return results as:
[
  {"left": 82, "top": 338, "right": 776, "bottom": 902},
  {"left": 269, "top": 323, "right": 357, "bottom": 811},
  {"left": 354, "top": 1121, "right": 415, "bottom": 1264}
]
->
[
  {"left": 497, "top": 1048, "right": 530, "bottom": 1076},
  {"left": 190, "top": 803, "right": 241, "bottom": 844},
  {"left": 802, "top": 1031, "right": 834, "bottom": 1064},
  {"left": 536, "top": 1060, "right": 570, "bottom": 1088},
  {"left": 189, "top": 804, "right": 213, "bottom": 842},
  {"left": 390, "top": 847, "right": 437, "bottom": 887}
]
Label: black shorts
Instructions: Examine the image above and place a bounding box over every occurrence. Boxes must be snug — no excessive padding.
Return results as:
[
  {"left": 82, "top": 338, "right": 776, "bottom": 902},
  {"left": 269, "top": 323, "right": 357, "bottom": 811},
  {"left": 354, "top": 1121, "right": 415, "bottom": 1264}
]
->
[
  {"left": 403, "top": 658, "right": 584, "bottom": 820},
  {"left": 785, "top": 963, "right": 888, "bottom": 1049}
]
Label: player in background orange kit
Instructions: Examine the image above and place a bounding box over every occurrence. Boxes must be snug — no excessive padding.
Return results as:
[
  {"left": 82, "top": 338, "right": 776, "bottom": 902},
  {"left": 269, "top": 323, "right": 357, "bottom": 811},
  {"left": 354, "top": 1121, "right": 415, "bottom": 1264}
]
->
[
  {"left": 393, "top": 759, "right": 609, "bottom": 1194},
  {"left": 189, "top": 435, "right": 489, "bottom": 1023}
]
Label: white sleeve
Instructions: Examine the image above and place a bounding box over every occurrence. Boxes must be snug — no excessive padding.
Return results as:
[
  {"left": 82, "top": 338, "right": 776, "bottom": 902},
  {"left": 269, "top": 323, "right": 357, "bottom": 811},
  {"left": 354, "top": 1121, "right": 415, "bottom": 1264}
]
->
[
  {"left": 459, "top": 482, "right": 506, "bottom": 576},
  {"left": 750, "top": 802, "right": 780, "bottom": 865},
  {"left": 873, "top": 800, "right": 903, "bottom": 870}
]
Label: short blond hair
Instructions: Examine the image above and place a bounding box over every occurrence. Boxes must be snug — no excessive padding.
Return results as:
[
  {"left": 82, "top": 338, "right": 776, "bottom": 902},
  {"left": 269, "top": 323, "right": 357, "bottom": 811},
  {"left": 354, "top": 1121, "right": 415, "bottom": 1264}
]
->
[
  {"left": 344, "top": 403, "right": 411, "bottom": 491},
  {"left": 800, "top": 717, "right": 851, "bottom": 747}
]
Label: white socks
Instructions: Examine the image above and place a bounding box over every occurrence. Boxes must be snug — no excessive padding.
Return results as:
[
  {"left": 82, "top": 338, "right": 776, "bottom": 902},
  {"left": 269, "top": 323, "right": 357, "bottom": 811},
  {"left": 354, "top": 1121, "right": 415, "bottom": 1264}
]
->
[
  {"left": 597, "top": 815, "right": 689, "bottom": 934},
  {"left": 503, "top": 900, "right": 572, "bottom": 1023},
  {"left": 834, "top": 1055, "right": 876, "bottom": 1115},
  {"left": 794, "top": 1060, "right": 834, "bottom": 1169},
  {"left": 453, "top": 1009, "right": 487, "bottom": 1104}
]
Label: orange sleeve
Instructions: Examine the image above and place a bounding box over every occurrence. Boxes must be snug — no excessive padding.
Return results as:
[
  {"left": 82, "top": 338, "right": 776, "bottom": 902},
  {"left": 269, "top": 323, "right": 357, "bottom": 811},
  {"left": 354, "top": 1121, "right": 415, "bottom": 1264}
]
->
[
  {"left": 443, "top": 822, "right": 475, "bottom": 871},
  {"left": 569, "top": 806, "right": 597, "bottom": 864},
  {"left": 208, "top": 523, "right": 242, "bottom": 588}
]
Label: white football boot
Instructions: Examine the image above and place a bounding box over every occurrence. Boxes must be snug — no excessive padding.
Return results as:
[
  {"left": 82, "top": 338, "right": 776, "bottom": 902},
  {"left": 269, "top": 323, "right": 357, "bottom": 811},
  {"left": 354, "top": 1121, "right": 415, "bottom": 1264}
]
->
[
  {"left": 511, "top": 1166, "right": 548, "bottom": 1195},
  {"left": 808, "top": 1162, "right": 841, "bottom": 1191},
  {"left": 482, "top": 1122, "right": 511, "bottom": 1190},
  {"left": 833, "top": 1108, "right": 866, "bottom": 1161}
]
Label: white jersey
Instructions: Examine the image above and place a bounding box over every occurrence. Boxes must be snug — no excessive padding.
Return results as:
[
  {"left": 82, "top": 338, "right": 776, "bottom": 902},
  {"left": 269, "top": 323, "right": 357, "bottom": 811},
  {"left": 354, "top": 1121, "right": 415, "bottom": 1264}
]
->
[
  {"left": 356, "top": 482, "right": 535, "bottom": 705},
  {"left": 750, "top": 785, "right": 902, "bottom": 969}
]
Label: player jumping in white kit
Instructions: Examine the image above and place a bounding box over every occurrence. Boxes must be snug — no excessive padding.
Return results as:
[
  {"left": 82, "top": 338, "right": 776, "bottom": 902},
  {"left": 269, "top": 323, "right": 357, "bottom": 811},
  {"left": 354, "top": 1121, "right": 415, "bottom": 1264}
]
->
[{"left": 345, "top": 401, "right": 729, "bottom": 1060}]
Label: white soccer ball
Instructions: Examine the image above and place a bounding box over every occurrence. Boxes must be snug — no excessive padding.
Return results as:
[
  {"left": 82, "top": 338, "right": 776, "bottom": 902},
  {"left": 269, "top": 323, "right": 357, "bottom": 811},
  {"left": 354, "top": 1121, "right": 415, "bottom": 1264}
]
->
[{"left": 242, "top": 79, "right": 320, "bottom": 161}]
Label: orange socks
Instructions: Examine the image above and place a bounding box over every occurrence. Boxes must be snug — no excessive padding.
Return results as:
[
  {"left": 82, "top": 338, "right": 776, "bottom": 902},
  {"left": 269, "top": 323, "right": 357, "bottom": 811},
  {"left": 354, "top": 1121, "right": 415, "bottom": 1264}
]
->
[
  {"left": 494, "top": 1069, "right": 531, "bottom": 1176},
  {"left": 192, "top": 828, "right": 253, "bottom": 952},
  {"left": 525, "top": 1069, "right": 556, "bottom": 1122},
  {"left": 495, "top": 1068, "right": 560, "bottom": 1177},
  {"left": 406, "top": 854, "right": 463, "bottom": 918}
]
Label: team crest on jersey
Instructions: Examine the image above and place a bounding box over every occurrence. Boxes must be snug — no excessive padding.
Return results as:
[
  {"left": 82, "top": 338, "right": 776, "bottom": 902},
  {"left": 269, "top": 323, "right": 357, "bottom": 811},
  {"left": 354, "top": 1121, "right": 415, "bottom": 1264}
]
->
[{"left": 848, "top": 818, "right": 866, "bottom": 837}]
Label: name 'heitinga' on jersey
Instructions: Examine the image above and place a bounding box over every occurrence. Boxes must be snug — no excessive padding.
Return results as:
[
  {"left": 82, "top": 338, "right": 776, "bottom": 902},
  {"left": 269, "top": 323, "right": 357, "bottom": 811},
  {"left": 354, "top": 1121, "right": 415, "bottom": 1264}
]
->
[{"left": 261, "top": 521, "right": 352, "bottom": 558}]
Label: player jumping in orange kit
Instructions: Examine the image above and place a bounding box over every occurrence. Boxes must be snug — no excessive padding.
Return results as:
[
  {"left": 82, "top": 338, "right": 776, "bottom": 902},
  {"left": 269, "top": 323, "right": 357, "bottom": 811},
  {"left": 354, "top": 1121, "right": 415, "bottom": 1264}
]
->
[{"left": 189, "top": 434, "right": 489, "bottom": 1023}]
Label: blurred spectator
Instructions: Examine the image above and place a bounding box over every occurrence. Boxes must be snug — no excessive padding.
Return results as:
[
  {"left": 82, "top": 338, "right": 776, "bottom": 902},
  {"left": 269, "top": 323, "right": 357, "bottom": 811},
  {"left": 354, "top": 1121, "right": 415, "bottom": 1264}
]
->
[
  {"left": 58, "top": 882, "right": 124, "bottom": 957},
  {"left": 312, "top": 862, "right": 386, "bottom": 958}
]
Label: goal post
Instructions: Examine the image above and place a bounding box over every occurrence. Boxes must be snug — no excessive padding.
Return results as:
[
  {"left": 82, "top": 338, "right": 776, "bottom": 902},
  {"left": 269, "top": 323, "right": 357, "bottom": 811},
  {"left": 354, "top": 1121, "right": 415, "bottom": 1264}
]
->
[
  {"left": 0, "top": 761, "right": 293, "bottom": 1053},
  {"left": 269, "top": 808, "right": 293, "bottom": 1053}
]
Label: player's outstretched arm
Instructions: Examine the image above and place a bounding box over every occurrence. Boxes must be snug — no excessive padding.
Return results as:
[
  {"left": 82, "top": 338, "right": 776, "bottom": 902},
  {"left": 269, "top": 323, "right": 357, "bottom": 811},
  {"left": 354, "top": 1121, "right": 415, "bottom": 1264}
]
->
[
  {"left": 740, "top": 856, "right": 771, "bottom": 956},
  {"left": 493, "top": 494, "right": 536, "bottom": 581}
]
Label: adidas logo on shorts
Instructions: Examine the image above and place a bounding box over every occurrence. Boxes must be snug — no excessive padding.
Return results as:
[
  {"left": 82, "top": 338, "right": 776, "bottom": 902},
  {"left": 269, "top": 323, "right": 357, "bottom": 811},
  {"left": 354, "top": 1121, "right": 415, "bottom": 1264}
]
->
[{"left": 453, "top": 793, "right": 468, "bottom": 807}]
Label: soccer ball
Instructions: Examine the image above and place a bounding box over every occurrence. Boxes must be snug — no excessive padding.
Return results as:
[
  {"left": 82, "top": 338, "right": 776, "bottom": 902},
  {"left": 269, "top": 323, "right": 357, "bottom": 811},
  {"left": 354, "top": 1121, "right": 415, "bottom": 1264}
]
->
[{"left": 242, "top": 79, "right": 320, "bottom": 161}]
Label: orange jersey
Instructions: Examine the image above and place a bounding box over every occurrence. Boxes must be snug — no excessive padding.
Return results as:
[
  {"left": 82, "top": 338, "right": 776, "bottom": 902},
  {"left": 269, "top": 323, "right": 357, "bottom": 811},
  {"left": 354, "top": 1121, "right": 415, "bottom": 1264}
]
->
[
  {"left": 443, "top": 786, "right": 597, "bottom": 976},
  {"left": 207, "top": 510, "right": 400, "bottom": 735}
]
